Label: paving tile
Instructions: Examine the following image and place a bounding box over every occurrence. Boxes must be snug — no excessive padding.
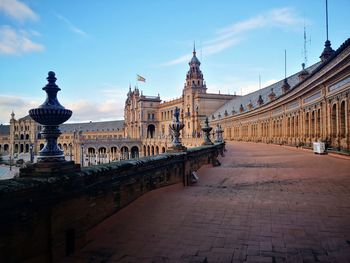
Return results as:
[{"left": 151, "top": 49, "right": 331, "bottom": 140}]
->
[{"left": 60, "top": 142, "right": 350, "bottom": 262}]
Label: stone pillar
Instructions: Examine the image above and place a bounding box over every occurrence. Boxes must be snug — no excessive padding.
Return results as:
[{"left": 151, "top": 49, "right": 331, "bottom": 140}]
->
[
  {"left": 167, "top": 107, "right": 186, "bottom": 152},
  {"left": 202, "top": 117, "right": 213, "bottom": 145},
  {"left": 20, "top": 72, "right": 80, "bottom": 176}
]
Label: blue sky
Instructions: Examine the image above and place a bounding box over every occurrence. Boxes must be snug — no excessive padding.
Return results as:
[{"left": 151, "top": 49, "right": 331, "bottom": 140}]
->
[{"left": 0, "top": 0, "right": 349, "bottom": 124}]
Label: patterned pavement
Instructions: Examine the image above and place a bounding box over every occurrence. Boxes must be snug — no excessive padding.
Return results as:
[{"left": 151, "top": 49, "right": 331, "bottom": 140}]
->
[{"left": 64, "top": 142, "right": 350, "bottom": 263}]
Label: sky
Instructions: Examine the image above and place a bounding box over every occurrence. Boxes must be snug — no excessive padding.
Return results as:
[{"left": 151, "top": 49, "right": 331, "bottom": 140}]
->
[{"left": 0, "top": 0, "right": 349, "bottom": 124}]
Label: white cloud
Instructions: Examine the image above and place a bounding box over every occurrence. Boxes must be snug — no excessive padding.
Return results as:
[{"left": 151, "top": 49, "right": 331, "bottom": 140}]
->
[
  {"left": 0, "top": 92, "right": 124, "bottom": 124},
  {"left": 56, "top": 14, "right": 88, "bottom": 37},
  {"left": 66, "top": 99, "right": 123, "bottom": 122},
  {"left": 0, "top": 25, "right": 44, "bottom": 55},
  {"left": 0, "top": 95, "right": 40, "bottom": 124},
  {"left": 165, "top": 7, "right": 303, "bottom": 66},
  {"left": 0, "top": 0, "right": 38, "bottom": 22},
  {"left": 209, "top": 78, "right": 278, "bottom": 96}
]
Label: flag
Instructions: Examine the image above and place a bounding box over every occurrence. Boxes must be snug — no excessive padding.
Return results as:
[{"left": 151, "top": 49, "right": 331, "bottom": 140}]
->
[{"left": 137, "top": 74, "right": 146, "bottom": 82}]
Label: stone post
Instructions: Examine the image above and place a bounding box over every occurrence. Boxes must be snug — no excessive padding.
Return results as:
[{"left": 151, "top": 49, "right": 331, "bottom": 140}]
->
[
  {"left": 214, "top": 124, "right": 224, "bottom": 143},
  {"left": 20, "top": 72, "right": 80, "bottom": 176},
  {"left": 201, "top": 117, "right": 213, "bottom": 145},
  {"left": 167, "top": 107, "right": 187, "bottom": 152}
]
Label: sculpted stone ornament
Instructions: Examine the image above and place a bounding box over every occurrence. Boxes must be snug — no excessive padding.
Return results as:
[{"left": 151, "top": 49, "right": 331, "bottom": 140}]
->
[
  {"left": 167, "top": 107, "right": 187, "bottom": 152},
  {"left": 201, "top": 117, "right": 213, "bottom": 145},
  {"left": 20, "top": 72, "right": 80, "bottom": 176},
  {"left": 215, "top": 124, "right": 224, "bottom": 143}
]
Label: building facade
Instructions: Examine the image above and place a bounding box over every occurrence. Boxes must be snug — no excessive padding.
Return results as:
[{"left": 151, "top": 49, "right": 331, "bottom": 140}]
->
[
  {"left": 1, "top": 38, "right": 350, "bottom": 165},
  {"left": 211, "top": 39, "right": 350, "bottom": 152}
]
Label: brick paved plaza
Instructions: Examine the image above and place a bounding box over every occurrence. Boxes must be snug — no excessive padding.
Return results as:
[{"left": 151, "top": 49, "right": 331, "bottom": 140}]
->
[{"left": 66, "top": 142, "right": 350, "bottom": 263}]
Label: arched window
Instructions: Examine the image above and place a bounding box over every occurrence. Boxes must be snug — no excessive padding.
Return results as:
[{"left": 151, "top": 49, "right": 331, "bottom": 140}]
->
[
  {"left": 120, "top": 146, "right": 129, "bottom": 160},
  {"left": 331, "top": 104, "right": 337, "bottom": 137},
  {"left": 317, "top": 109, "right": 321, "bottom": 137},
  {"left": 340, "top": 101, "right": 346, "bottom": 138},
  {"left": 311, "top": 111, "right": 315, "bottom": 137},
  {"left": 305, "top": 112, "right": 309, "bottom": 137},
  {"left": 147, "top": 124, "right": 155, "bottom": 138},
  {"left": 131, "top": 146, "right": 139, "bottom": 159}
]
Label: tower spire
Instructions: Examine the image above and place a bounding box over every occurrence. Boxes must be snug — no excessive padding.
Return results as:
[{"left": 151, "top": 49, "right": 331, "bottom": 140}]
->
[
  {"left": 320, "top": 0, "right": 335, "bottom": 62},
  {"left": 193, "top": 41, "right": 196, "bottom": 56},
  {"left": 326, "top": 0, "right": 329, "bottom": 41},
  {"left": 282, "top": 49, "right": 290, "bottom": 94}
]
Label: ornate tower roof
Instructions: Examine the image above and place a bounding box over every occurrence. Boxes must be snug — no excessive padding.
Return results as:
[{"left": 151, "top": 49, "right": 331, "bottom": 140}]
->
[{"left": 184, "top": 43, "right": 206, "bottom": 93}]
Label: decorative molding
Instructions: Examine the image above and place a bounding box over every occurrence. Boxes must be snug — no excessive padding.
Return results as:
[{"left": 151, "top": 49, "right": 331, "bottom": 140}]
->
[{"left": 304, "top": 91, "right": 322, "bottom": 104}]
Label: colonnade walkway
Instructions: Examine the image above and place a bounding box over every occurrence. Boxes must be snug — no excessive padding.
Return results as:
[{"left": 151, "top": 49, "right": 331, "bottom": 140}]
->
[{"left": 66, "top": 142, "right": 350, "bottom": 263}]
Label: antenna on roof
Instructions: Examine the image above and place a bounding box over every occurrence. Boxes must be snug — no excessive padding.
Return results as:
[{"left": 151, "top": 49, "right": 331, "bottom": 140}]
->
[
  {"left": 303, "top": 25, "right": 308, "bottom": 66},
  {"left": 259, "top": 74, "right": 261, "bottom": 90},
  {"left": 326, "top": 0, "right": 329, "bottom": 41},
  {"left": 284, "top": 49, "right": 287, "bottom": 79}
]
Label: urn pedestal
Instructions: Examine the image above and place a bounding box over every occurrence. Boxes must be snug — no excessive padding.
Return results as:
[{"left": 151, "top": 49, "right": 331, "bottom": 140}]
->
[{"left": 20, "top": 72, "right": 80, "bottom": 177}]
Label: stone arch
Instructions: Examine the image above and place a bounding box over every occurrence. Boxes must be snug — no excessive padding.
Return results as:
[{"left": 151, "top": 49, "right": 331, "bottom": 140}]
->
[
  {"left": 331, "top": 104, "right": 337, "bottom": 137},
  {"left": 20, "top": 134, "right": 24, "bottom": 140},
  {"left": 120, "top": 146, "right": 129, "bottom": 160},
  {"left": 25, "top": 144, "right": 29, "bottom": 153},
  {"left": 58, "top": 143, "right": 62, "bottom": 150},
  {"left": 162, "top": 147, "right": 166, "bottom": 153},
  {"left": 110, "top": 146, "right": 118, "bottom": 161},
  {"left": 305, "top": 112, "right": 310, "bottom": 137},
  {"left": 143, "top": 145, "right": 147, "bottom": 157},
  {"left": 151, "top": 145, "right": 155, "bottom": 155},
  {"left": 131, "top": 146, "right": 139, "bottom": 159},
  {"left": 98, "top": 147, "right": 107, "bottom": 164},
  {"left": 147, "top": 124, "right": 156, "bottom": 138},
  {"left": 155, "top": 146, "right": 159, "bottom": 155},
  {"left": 147, "top": 145, "right": 150, "bottom": 156},
  {"left": 87, "top": 147, "right": 96, "bottom": 166},
  {"left": 20, "top": 144, "right": 24, "bottom": 153},
  {"left": 63, "top": 143, "right": 68, "bottom": 152},
  {"left": 340, "top": 101, "right": 346, "bottom": 138},
  {"left": 317, "top": 109, "right": 321, "bottom": 137},
  {"left": 14, "top": 144, "right": 19, "bottom": 153},
  {"left": 311, "top": 111, "right": 315, "bottom": 137}
]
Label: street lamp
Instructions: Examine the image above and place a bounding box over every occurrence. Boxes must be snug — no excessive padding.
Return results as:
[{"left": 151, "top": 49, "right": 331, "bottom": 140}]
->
[
  {"left": 80, "top": 143, "right": 84, "bottom": 167},
  {"left": 9, "top": 154, "right": 12, "bottom": 171},
  {"left": 29, "top": 144, "right": 34, "bottom": 163},
  {"left": 69, "top": 143, "right": 72, "bottom": 161}
]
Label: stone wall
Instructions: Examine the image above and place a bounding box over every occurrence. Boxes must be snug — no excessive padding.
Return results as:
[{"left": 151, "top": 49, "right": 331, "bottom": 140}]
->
[{"left": 0, "top": 143, "right": 223, "bottom": 263}]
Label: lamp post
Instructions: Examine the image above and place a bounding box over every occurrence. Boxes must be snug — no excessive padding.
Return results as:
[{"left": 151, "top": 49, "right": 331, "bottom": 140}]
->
[
  {"left": 9, "top": 154, "right": 12, "bottom": 171},
  {"left": 80, "top": 143, "right": 84, "bottom": 167},
  {"left": 69, "top": 143, "right": 72, "bottom": 161},
  {"left": 29, "top": 144, "right": 34, "bottom": 163}
]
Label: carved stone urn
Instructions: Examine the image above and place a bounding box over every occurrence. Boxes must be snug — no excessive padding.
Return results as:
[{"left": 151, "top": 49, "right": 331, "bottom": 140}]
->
[
  {"left": 167, "top": 107, "right": 187, "bottom": 152},
  {"left": 20, "top": 72, "right": 80, "bottom": 176},
  {"left": 214, "top": 124, "right": 224, "bottom": 143},
  {"left": 201, "top": 117, "right": 213, "bottom": 145},
  {"left": 29, "top": 71, "right": 72, "bottom": 162}
]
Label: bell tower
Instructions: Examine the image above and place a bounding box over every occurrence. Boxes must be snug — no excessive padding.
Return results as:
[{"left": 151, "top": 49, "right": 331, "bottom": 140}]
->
[
  {"left": 183, "top": 44, "right": 207, "bottom": 137},
  {"left": 184, "top": 43, "right": 207, "bottom": 94}
]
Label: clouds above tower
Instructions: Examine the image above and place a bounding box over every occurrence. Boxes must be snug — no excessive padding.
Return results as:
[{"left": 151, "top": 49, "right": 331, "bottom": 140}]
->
[{"left": 165, "top": 7, "right": 304, "bottom": 66}]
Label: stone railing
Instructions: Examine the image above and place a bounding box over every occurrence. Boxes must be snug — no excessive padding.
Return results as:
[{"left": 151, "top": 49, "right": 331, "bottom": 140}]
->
[{"left": 0, "top": 142, "right": 224, "bottom": 263}]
